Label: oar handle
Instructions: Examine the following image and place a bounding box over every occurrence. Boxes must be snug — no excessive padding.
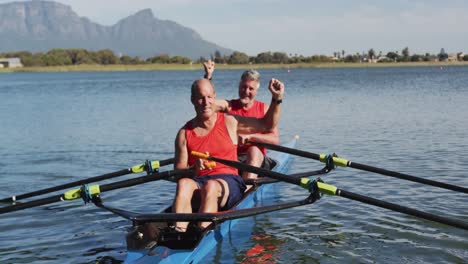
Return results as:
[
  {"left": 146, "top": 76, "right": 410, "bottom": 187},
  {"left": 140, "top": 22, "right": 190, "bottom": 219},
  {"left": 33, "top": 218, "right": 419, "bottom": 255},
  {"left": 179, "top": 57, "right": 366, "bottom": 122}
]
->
[
  {"left": 190, "top": 151, "right": 216, "bottom": 169},
  {"left": 191, "top": 151, "right": 210, "bottom": 159},
  {"left": 204, "top": 161, "right": 216, "bottom": 168}
]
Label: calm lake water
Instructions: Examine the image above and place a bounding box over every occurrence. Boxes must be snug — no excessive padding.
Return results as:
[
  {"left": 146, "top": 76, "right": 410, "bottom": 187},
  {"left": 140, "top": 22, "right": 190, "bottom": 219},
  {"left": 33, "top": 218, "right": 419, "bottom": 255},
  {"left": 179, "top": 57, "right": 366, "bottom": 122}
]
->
[{"left": 0, "top": 66, "right": 467, "bottom": 263}]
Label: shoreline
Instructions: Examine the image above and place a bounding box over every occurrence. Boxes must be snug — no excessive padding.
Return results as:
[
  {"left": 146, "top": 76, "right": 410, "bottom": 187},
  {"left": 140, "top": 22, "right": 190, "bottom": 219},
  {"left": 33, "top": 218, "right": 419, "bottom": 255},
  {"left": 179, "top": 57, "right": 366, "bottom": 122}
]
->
[{"left": 1, "top": 61, "right": 467, "bottom": 73}]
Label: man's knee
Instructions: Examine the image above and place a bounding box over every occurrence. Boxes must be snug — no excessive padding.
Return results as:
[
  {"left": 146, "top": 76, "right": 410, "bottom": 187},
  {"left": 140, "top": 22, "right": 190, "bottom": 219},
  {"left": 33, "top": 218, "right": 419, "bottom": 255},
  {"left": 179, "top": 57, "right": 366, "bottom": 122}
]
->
[
  {"left": 246, "top": 146, "right": 264, "bottom": 164},
  {"left": 176, "top": 178, "right": 198, "bottom": 196},
  {"left": 202, "top": 179, "right": 222, "bottom": 197}
]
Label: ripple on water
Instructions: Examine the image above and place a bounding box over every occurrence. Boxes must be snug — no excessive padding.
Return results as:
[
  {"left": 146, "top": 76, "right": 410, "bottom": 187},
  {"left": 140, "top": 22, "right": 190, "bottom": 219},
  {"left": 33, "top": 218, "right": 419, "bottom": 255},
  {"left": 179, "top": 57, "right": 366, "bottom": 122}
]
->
[{"left": 1, "top": 68, "right": 468, "bottom": 263}]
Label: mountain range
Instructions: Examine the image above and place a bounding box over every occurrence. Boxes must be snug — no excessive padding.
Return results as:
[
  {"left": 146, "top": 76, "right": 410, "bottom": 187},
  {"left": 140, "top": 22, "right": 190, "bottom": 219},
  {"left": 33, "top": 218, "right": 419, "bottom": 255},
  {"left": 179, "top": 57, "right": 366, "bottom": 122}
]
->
[{"left": 0, "top": 0, "right": 233, "bottom": 58}]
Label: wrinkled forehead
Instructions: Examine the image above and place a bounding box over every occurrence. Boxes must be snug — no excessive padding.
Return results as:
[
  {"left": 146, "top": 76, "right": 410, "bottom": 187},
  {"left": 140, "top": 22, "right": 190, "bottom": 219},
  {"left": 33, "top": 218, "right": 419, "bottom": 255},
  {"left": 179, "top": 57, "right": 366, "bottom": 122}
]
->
[
  {"left": 191, "top": 79, "right": 215, "bottom": 97},
  {"left": 239, "top": 79, "right": 259, "bottom": 89}
]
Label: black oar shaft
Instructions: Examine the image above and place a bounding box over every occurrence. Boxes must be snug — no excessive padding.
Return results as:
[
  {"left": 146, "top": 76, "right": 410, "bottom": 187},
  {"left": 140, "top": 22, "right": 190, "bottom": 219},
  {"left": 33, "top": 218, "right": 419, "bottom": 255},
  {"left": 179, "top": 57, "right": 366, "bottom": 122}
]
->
[
  {"left": 337, "top": 189, "right": 468, "bottom": 230},
  {"left": 252, "top": 141, "right": 321, "bottom": 161},
  {"left": 348, "top": 161, "right": 468, "bottom": 193},
  {"left": 0, "top": 169, "right": 130, "bottom": 203},
  {"left": 0, "top": 195, "right": 64, "bottom": 214},
  {"left": 250, "top": 141, "right": 468, "bottom": 194},
  {"left": 205, "top": 157, "right": 302, "bottom": 186},
  {"left": 0, "top": 168, "right": 189, "bottom": 215},
  {"left": 0, "top": 158, "right": 175, "bottom": 203},
  {"left": 98, "top": 169, "right": 189, "bottom": 193},
  {"left": 288, "top": 169, "right": 328, "bottom": 178}
]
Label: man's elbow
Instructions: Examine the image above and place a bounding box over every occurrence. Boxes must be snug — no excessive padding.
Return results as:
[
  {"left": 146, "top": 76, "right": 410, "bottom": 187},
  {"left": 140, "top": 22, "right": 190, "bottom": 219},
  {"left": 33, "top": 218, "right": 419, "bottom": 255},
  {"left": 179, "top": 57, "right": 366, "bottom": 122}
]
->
[
  {"left": 260, "top": 119, "right": 276, "bottom": 132},
  {"left": 174, "top": 162, "right": 187, "bottom": 170}
]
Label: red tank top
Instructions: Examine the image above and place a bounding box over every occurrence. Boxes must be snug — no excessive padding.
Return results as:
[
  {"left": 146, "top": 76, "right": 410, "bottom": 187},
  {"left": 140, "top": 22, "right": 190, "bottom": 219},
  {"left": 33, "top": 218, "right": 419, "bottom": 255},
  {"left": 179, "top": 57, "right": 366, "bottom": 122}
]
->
[
  {"left": 229, "top": 99, "right": 267, "bottom": 155},
  {"left": 184, "top": 112, "right": 239, "bottom": 177}
]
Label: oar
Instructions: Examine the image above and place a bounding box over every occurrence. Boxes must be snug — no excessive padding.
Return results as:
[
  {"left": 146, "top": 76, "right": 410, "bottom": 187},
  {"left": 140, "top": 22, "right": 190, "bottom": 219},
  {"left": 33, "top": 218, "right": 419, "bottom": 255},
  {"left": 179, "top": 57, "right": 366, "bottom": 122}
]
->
[
  {"left": 191, "top": 151, "right": 468, "bottom": 230},
  {"left": 248, "top": 141, "right": 468, "bottom": 194},
  {"left": 0, "top": 168, "right": 191, "bottom": 215},
  {"left": 0, "top": 158, "right": 174, "bottom": 203}
]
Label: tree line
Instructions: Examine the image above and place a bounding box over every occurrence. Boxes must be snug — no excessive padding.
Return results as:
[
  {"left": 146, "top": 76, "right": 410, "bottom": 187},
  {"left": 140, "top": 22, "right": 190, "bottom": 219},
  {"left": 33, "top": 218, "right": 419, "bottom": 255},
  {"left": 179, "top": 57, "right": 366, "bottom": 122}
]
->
[
  {"left": 1, "top": 47, "right": 467, "bottom": 67},
  {"left": 0, "top": 49, "right": 193, "bottom": 67},
  {"left": 334, "top": 47, "right": 468, "bottom": 63},
  {"left": 0, "top": 48, "right": 332, "bottom": 67},
  {"left": 207, "top": 50, "right": 331, "bottom": 64}
]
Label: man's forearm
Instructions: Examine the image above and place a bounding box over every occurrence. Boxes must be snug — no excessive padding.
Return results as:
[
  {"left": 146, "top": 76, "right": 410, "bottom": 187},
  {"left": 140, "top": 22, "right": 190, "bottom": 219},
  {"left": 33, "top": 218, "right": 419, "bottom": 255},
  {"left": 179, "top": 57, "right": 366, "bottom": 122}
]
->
[
  {"left": 248, "top": 132, "right": 279, "bottom": 145},
  {"left": 262, "top": 98, "right": 281, "bottom": 130}
]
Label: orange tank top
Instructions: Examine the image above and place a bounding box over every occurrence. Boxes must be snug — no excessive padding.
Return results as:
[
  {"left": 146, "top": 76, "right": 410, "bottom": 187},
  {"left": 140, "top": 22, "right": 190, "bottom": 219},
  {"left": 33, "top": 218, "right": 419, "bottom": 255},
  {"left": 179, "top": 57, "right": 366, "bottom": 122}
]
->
[
  {"left": 229, "top": 99, "right": 267, "bottom": 155},
  {"left": 184, "top": 112, "right": 239, "bottom": 177}
]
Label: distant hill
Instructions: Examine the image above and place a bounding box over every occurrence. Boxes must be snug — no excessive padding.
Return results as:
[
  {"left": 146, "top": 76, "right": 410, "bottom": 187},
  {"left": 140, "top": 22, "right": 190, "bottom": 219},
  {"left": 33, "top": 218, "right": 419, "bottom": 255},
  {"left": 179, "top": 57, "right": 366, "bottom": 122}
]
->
[{"left": 0, "top": 0, "right": 233, "bottom": 59}]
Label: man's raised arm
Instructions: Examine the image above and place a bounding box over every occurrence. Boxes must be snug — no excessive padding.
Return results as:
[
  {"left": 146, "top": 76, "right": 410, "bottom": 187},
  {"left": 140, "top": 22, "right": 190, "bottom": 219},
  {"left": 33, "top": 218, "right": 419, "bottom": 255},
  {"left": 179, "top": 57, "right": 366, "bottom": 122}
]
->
[{"left": 235, "top": 78, "right": 284, "bottom": 134}]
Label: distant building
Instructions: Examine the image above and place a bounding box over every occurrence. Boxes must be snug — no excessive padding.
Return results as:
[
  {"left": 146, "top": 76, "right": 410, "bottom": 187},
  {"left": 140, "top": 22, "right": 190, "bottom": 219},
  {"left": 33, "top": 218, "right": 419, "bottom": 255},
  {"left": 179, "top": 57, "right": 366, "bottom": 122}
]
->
[
  {"left": 376, "top": 56, "right": 391, "bottom": 63},
  {"left": 0, "top": 58, "right": 23, "bottom": 68},
  {"left": 447, "top": 54, "right": 458, "bottom": 62}
]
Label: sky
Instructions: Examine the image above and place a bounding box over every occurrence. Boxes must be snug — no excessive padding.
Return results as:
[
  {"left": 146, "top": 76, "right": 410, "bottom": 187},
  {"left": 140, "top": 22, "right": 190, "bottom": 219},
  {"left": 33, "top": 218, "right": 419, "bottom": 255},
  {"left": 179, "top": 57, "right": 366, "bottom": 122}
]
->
[{"left": 2, "top": 0, "right": 468, "bottom": 56}]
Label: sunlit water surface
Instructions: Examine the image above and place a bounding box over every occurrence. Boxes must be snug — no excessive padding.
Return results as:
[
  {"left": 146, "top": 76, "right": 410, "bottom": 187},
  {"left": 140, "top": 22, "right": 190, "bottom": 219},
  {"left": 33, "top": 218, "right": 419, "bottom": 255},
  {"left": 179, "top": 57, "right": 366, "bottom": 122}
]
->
[{"left": 0, "top": 67, "right": 467, "bottom": 263}]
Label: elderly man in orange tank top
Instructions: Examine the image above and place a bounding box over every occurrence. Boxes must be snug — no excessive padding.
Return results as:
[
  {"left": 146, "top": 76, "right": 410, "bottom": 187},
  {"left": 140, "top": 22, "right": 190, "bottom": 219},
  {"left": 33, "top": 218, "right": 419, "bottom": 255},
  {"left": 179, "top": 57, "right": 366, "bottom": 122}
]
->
[{"left": 173, "top": 78, "right": 284, "bottom": 231}]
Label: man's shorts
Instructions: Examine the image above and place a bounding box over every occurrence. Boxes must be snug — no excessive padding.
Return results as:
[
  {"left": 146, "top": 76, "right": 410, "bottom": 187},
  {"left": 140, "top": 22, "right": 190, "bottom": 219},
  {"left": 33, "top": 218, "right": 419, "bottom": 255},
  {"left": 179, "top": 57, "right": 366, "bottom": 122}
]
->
[
  {"left": 193, "top": 174, "right": 247, "bottom": 210},
  {"left": 237, "top": 153, "right": 275, "bottom": 173}
]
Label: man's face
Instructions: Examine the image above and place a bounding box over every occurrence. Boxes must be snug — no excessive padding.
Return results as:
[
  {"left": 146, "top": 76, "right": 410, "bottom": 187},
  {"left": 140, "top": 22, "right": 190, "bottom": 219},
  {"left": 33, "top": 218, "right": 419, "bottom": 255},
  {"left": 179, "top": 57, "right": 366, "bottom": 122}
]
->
[
  {"left": 192, "top": 80, "right": 216, "bottom": 119},
  {"left": 238, "top": 79, "right": 259, "bottom": 105}
]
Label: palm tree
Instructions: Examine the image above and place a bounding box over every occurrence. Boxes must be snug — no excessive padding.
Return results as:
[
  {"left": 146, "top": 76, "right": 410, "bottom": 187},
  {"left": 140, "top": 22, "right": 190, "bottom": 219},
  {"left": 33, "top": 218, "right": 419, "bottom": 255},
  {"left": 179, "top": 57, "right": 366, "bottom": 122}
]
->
[{"left": 368, "top": 49, "right": 376, "bottom": 62}]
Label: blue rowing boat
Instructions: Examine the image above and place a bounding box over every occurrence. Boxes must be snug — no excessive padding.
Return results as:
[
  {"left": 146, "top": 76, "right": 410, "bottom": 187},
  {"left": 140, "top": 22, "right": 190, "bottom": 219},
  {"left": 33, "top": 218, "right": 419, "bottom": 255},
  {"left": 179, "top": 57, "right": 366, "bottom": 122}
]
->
[{"left": 124, "top": 137, "right": 297, "bottom": 263}]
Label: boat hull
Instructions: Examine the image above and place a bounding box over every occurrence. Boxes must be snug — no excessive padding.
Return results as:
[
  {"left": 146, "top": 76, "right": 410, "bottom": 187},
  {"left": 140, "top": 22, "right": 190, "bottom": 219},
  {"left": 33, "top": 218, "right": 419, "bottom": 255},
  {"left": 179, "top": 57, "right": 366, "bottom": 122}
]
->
[{"left": 125, "top": 138, "right": 296, "bottom": 264}]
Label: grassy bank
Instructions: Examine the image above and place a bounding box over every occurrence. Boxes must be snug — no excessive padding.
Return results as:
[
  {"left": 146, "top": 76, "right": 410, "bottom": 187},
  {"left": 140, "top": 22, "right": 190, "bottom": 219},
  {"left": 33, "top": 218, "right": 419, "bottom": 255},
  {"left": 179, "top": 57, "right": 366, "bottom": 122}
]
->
[{"left": 1, "top": 61, "right": 468, "bottom": 73}]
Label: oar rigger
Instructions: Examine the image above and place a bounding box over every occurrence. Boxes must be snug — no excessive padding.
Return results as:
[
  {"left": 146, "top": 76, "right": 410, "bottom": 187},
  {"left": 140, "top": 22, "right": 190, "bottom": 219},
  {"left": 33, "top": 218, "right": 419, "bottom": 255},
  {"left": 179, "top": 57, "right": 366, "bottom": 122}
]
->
[{"left": 93, "top": 181, "right": 322, "bottom": 251}]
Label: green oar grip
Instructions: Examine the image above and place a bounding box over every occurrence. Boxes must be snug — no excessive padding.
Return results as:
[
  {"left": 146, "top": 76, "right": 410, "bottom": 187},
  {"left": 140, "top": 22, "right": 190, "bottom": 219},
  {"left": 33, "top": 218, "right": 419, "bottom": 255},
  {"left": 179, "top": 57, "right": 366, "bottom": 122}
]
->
[
  {"left": 319, "top": 154, "right": 348, "bottom": 167},
  {"left": 317, "top": 182, "right": 338, "bottom": 195},
  {"left": 131, "top": 160, "right": 161, "bottom": 173},
  {"left": 300, "top": 178, "right": 310, "bottom": 189},
  {"left": 63, "top": 185, "right": 101, "bottom": 200},
  {"left": 299, "top": 178, "right": 337, "bottom": 195}
]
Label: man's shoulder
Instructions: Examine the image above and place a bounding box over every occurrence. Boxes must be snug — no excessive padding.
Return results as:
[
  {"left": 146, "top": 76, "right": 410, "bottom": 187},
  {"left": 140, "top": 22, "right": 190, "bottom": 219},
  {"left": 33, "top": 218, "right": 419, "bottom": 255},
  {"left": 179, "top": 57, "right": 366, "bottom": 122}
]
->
[
  {"left": 229, "top": 98, "right": 240, "bottom": 105},
  {"left": 254, "top": 100, "right": 266, "bottom": 106},
  {"left": 181, "top": 118, "right": 195, "bottom": 130},
  {"left": 215, "top": 98, "right": 232, "bottom": 113}
]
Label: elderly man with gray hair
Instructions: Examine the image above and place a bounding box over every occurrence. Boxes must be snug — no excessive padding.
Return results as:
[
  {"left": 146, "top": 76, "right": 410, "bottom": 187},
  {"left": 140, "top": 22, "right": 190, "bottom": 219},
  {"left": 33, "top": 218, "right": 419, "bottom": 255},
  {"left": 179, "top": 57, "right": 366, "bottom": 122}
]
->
[{"left": 203, "top": 60, "right": 280, "bottom": 183}]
